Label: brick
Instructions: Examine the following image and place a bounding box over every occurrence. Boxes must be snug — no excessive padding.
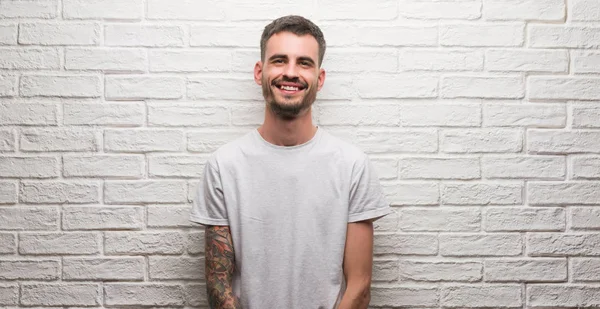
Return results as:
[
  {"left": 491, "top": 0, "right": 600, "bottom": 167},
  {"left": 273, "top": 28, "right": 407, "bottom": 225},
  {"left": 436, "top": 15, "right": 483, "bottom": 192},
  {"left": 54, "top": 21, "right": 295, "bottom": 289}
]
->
[
  {"left": 230, "top": 104, "right": 263, "bottom": 126},
  {"left": 0, "top": 25, "right": 17, "bottom": 45},
  {"left": 0, "top": 234, "right": 15, "bottom": 254},
  {"left": 571, "top": 0, "right": 600, "bottom": 21},
  {"left": 529, "top": 130, "right": 600, "bottom": 154},
  {"left": 485, "top": 207, "right": 565, "bottom": 231},
  {"left": 400, "top": 208, "right": 480, "bottom": 232},
  {"left": 149, "top": 257, "right": 203, "bottom": 280},
  {"left": 441, "top": 129, "right": 523, "bottom": 153},
  {"left": 399, "top": 49, "right": 483, "bottom": 71},
  {"left": 19, "top": 22, "right": 99, "bottom": 45},
  {"left": 21, "top": 128, "right": 97, "bottom": 152},
  {"left": 104, "top": 283, "right": 184, "bottom": 306},
  {"left": 373, "top": 259, "right": 399, "bottom": 282},
  {"left": 20, "top": 181, "right": 99, "bottom": 204},
  {"left": 317, "top": 77, "right": 355, "bottom": 100},
  {"left": 443, "top": 183, "right": 522, "bottom": 205},
  {"left": 440, "top": 234, "right": 523, "bottom": 256},
  {"left": 185, "top": 284, "right": 207, "bottom": 307},
  {"left": 21, "top": 283, "right": 99, "bottom": 306},
  {"left": 528, "top": 285, "right": 600, "bottom": 307},
  {"left": 529, "top": 26, "right": 600, "bottom": 48},
  {"left": 0, "top": 75, "right": 16, "bottom": 96},
  {"left": 382, "top": 182, "right": 439, "bottom": 206},
  {"left": 484, "top": 0, "right": 565, "bottom": 20},
  {"left": 0, "top": 284, "right": 17, "bottom": 305},
  {"left": 398, "top": 0, "right": 481, "bottom": 19},
  {"left": 64, "top": 155, "right": 144, "bottom": 178},
  {"left": 529, "top": 182, "right": 600, "bottom": 205},
  {"left": 149, "top": 50, "right": 231, "bottom": 72},
  {"left": 371, "top": 158, "right": 398, "bottom": 180},
  {"left": 0, "top": 48, "right": 60, "bottom": 69},
  {"left": 187, "top": 129, "right": 249, "bottom": 153},
  {"left": 0, "top": 0, "right": 57, "bottom": 18},
  {"left": 573, "top": 104, "right": 600, "bottom": 128},
  {"left": 19, "top": 232, "right": 100, "bottom": 255},
  {"left": 63, "top": 257, "right": 144, "bottom": 281},
  {"left": 572, "top": 258, "right": 600, "bottom": 281},
  {"left": 359, "top": 26, "right": 439, "bottom": 47},
  {"left": 0, "top": 207, "right": 58, "bottom": 230},
  {"left": 148, "top": 103, "right": 229, "bottom": 127},
  {"left": 399, "top": 157, "right": 480, "bottom": 180},
  {"left": 357, "top": 129, "right": 438, "bottom": 154},
  {"left": 187, "top": 231, "right": 204, "bottom": 255},
  {"left": 149, "top": 155, "right": 206, "bottom": 178},
  {"left": 0, "top": 130, "right": 15, "bottom": 152},
  {"left": 62, "top": 206, "right": 143, "bottom": 230},
  {"left": 21, "top": 74, "right": 101, "bottom": 98},
  {"left": 572, "top": 156, "right": 600, "bottom": 179},
  {"left": 571, "top": 207, "right": 600, "bottom": 230},
  {"left": 105, "top": 76, "right": 184, "bottom": 100},
  {"left": 482, "top": 156, "right": 565, "bottom": 179},
  {"left": 104, "top": 181, "right": 187, "bottom": 204},
  {"left": 104, "top": 129, "right": 183, "bottom": 153},
  {"left": 441, "top": 23, "right": 524, "bottom": 47},
  {"left": 190, "top": 26, "right": 261, "bottom": 47},
  {"left": 0, "top": 182, "right": 17, "bottom": 204},
  {"left": 64, "top": 102, "right": 144, "bottom": 126},
  {"left": 486, "top": 49, "right": 567, "bottom": 72},
  {"left": 147, "top": 0, "right": 224, "bottom": 20},
  {"left": 317, "top": 104, "right": 400, "bottom": 126},
  {"left": 374, "top": 233, "right": 438, "bottom": 255},
  {"left": 105, "top": 24, "right": 184, "bottom": 47},
  {"left": 400, "top": 260, "right": 482, "bottom": 282},
  {"left": 232, "top": 49, "right": 259, "bottom": 72},
  {"left": 65, "top": 48, "right": 145, "bottom": 72},
  {"left": 63, "top": 0, "right": 143, "bottom": 19},
  {"left": 105, "top": 232, "right": 184, "bottom": 255},
  {"left": 324, "top": 50, "right": 397, "bottom": 73},
  {"left": 371, "top": 286, "right": 438, "bottom": 307},
  {"left": 0, "top": 102, "right": 57, "bottom": 125},
  {"left": 356, "top": 74, "right": 437, "bottom": 98},
  {"left": 375, "top": 208, "right": 400, "bottom": 232},
  {"left": 226, "top": 0, "right": 314, "bottom": 21},
  {"left": 574, "top": 51, "right": 600, "bottom": 74},
  {"left": 317, "top": 0, "right": 396, "bottom": 20},
  {"left": 0, "top": 156, "right": 58, "bottom": 178},
  {"left": 0, "top": 259, "right": 60, "bottom": 280},
  {"left": 485, "top": 258, "right": 566, "bottom": 282},
  {"left": 442, "top": 76, "right": 524, "bottom": 99},
  {"left": 483, "top": 102, "right": 565, "bottom": 127},
  {"left": 528, "top": 233, "right": 600, "bottom": 256},
  {"left": 148, "top": 205, "right": 192, "bottom": 227},
  {"left": 529, "top": 77, "right": 600, "bottom": 100},
  {"left": 442, "top": 285, "right": 522, "bottom": 308},
  {"left": 187, "top": 77, "right": 261, "bottom": 100}
]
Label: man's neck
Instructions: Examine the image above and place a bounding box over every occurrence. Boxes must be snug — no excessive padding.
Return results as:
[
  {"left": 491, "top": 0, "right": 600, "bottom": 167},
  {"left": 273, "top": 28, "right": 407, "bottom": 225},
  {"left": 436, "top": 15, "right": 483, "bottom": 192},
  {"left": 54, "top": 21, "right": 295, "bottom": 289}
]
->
[{"left": 258, "top": 107, "right": 318, "bottom": 147}]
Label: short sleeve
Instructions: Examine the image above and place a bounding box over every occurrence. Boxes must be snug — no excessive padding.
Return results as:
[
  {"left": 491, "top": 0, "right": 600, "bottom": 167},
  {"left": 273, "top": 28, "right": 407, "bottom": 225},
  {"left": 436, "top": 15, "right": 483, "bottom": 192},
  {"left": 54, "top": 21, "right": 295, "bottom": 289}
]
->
[
  {"left": 348, "top": 155, "right": 392, "bottom": 223},
  {"left": 189, "top": 159, "right": 229, "bottom": 226}
]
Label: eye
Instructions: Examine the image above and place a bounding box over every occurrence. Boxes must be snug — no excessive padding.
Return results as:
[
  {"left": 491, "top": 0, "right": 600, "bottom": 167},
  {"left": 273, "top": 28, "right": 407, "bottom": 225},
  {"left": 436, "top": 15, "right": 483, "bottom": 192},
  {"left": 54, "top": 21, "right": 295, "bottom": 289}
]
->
[
  {"left": 272, "top": 59, "right": 284, "bottom": 64},
  {"left": 300, "top": 61, "right": 311, "bottom": 66}
]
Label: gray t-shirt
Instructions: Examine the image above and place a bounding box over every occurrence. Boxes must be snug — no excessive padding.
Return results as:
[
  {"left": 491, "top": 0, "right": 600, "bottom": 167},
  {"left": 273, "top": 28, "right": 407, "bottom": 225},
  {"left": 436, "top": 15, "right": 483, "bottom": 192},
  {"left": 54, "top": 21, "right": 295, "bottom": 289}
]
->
[{"left": 190, "top": 127, "right": 391, "bottom": 309}]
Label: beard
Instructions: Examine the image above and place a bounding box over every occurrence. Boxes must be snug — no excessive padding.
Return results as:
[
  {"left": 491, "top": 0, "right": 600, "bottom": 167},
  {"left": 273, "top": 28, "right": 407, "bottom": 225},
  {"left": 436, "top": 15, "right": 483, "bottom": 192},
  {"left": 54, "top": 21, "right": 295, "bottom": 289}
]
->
[{"left": 262, "top": 76, "right": 318, "bottom": 120}]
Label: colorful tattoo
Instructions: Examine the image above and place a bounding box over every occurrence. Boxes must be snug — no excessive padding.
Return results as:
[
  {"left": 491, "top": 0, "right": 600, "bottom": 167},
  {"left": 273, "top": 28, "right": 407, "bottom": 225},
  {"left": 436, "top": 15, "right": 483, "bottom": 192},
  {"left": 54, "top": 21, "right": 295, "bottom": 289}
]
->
[{"left": 205, "top": 226, "right": 242, "bottom": 309}]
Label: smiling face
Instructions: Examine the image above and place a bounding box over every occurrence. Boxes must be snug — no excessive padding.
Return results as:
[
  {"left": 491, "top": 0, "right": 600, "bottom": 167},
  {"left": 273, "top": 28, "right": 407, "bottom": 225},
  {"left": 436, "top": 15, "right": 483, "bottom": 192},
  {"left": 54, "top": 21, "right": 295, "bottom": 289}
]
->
[{"left": 254, "top": 31, "right": 326, "bottom": 119}]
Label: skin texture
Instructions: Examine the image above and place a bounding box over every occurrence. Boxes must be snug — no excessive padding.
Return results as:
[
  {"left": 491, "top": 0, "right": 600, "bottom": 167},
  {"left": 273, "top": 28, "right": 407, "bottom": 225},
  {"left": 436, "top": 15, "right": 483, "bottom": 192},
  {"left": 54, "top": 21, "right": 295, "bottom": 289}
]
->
[
  {"left": 338, "top": 221, "right": 375, "bottom": 309},
  {"left": 205, "top": 225, "right": 242, "bottom": 309}
]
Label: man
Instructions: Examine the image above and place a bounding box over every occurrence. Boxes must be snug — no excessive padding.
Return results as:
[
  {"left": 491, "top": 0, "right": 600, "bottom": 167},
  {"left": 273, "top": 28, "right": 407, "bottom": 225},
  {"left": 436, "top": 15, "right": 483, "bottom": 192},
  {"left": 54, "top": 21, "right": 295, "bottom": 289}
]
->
[{"left": 190, "top": 15, "right": 391, "bottom": 309}]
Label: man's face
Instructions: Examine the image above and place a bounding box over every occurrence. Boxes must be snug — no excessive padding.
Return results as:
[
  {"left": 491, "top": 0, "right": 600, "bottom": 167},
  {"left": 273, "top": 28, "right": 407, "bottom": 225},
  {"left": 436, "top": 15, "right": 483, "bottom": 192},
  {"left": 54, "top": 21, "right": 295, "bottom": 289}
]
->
[{"left": 254, "top": 31, "right": 325, "bottom": 119}]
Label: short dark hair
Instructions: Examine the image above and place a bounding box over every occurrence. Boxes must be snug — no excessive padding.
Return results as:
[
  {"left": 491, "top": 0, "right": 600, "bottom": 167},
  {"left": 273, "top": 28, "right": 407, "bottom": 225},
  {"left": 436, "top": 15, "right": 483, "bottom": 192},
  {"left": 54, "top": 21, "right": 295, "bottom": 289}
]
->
[{"left": 260, "top": 15, "right": 326, "bottom": 67}]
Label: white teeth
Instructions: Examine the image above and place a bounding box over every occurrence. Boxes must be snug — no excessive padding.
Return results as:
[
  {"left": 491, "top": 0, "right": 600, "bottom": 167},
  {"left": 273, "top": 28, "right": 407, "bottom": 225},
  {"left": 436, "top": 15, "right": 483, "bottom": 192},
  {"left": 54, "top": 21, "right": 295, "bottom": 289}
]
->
[{"left": 280, "top": 85, "right": 299, "bottom": 91}]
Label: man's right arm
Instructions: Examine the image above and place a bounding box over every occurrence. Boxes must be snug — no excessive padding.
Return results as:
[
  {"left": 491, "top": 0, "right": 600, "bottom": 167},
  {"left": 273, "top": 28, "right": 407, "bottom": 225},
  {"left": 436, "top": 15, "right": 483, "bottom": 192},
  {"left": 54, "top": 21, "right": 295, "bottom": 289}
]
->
[{"left": 205, "top": 225, "right": 242, "bottom": 309}]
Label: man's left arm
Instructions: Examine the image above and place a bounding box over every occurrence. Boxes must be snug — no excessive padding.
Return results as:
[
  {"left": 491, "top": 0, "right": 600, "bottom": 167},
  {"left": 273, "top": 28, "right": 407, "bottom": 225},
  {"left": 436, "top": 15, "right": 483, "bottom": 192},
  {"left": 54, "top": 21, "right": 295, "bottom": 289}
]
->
[{"left": 337, "top": 220, "right": 374, "bottom": 309}]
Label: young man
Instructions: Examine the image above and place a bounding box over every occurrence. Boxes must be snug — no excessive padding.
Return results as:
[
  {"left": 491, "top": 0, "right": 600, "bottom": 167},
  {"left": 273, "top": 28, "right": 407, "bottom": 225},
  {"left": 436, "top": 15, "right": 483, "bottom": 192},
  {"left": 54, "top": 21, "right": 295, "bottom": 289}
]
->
[{"left": 190, "top": 15, "right": 391, "bottom": 309}]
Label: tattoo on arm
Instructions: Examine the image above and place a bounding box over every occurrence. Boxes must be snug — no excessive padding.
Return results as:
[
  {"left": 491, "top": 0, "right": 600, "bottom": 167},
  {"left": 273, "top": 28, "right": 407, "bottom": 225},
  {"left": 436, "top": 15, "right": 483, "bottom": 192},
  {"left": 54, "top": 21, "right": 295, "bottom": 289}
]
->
[{"left": 205, "top": 225, "right": 242, "bottom": 309}]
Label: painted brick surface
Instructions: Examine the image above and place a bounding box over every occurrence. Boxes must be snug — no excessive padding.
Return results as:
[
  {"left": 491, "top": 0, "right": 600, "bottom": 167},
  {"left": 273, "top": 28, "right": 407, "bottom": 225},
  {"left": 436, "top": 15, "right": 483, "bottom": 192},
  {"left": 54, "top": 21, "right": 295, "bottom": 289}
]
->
[{"left": 0, "top": 1, "right": 598, "bottom": 308}]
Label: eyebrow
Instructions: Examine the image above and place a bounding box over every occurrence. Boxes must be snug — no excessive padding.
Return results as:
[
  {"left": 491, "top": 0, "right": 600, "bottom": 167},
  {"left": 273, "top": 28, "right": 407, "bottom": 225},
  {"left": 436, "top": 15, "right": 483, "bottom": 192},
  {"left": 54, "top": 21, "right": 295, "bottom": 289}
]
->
[{"left": 268, "top": 54, "right": 316, "bottom": 65}]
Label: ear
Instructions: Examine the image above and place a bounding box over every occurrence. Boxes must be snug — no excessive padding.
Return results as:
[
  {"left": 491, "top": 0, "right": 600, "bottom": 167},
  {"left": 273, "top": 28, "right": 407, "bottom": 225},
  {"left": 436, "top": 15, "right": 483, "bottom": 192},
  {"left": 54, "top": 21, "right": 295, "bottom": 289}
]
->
[
  {"left": 254, "top": 61, "right": 263, "bottom": 85},
  {"left": 317, "top": 68, "right": 326, "bottom": 91}
]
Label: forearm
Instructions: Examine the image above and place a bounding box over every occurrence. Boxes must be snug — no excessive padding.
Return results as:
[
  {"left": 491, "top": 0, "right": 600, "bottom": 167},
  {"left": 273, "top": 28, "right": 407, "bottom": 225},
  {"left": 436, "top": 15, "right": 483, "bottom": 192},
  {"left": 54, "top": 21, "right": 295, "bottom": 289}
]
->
[
  {"left": 206, "top": 275, "right": 242, "bottom": 309},
  {"left": 205, "top": 226, "right": 242, "bottom": 309},
  {"left": 337, "top": 283, "right": 371, "bottom": 309}
]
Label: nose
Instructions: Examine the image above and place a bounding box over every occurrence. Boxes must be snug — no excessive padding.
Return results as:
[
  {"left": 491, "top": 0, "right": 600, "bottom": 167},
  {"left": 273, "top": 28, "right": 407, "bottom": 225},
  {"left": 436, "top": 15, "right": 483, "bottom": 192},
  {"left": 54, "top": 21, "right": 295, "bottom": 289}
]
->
[{"left": 283, "top": 62, "right": 299, "bottom": 78}]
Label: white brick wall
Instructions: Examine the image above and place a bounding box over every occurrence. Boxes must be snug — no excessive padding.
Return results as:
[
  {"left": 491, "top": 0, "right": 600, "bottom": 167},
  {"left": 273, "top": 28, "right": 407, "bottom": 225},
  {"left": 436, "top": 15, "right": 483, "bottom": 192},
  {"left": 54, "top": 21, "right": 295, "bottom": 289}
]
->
[{"left": 0, "top": 0, "right": 599, "bottom": 308}]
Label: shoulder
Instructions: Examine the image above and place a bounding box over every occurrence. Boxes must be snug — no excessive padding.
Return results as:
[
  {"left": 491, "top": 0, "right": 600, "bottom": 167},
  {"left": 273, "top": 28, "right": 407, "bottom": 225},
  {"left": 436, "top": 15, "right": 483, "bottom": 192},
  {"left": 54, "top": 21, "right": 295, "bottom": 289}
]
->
[
  {"left": 206, "top": 130, "right": 255, "bottom": 169},
  {"left": 319, "top": 129, "right": 369, "bottom": 166}
]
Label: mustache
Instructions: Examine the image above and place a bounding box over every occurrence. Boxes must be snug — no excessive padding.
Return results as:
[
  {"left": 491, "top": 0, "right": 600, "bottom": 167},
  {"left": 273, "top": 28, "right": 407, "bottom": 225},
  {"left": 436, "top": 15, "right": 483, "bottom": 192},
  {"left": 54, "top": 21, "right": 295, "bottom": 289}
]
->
[{"left": 270, "top": 77, "right": 308, "bottom": 88}]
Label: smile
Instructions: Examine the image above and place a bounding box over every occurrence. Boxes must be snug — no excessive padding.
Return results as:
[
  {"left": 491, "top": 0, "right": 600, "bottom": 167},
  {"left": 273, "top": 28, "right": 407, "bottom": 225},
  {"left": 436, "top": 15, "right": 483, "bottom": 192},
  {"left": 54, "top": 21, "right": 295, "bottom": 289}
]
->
[{"left": 272, "top": 80, "right": 306, "bottom": 95}]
